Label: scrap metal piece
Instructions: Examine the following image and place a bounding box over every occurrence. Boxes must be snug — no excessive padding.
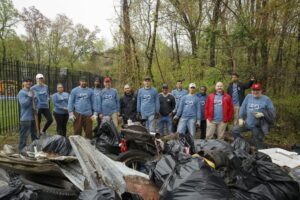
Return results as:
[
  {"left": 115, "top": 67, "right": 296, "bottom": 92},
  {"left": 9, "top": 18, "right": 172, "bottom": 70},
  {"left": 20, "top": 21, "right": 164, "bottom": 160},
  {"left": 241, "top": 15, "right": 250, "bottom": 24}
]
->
[{"left": 69, "top": 135, "right": 149, "bottom": 195}]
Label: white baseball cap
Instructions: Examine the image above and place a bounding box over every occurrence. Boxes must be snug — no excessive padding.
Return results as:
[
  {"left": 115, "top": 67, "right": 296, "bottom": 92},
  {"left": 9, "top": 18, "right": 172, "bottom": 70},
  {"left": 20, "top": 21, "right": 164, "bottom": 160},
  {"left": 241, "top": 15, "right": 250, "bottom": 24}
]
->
[
  {"left": 36, "top": 74, "right": 44, "bottom": 79},
  {"left": 189, "top": 83, "right": 196, "bottom": 88}
]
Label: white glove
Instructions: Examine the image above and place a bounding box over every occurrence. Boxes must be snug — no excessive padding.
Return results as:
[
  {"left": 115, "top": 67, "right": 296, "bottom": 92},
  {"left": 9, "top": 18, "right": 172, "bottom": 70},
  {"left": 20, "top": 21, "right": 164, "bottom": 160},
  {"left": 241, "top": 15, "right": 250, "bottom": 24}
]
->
[
  {"left": 238, "top": 118, "right": 245, "bottom": 127},
  {"left": 173, "top": 115, "right": 179, "bottom": 120},
  {"left": 91, "top": 113, "right": 98, "bottom": 121},
  {"left": 28, "top": 90, "right": 34, "bottom": 97},
  {"left": 69, "top": 112, "right": 76, "bottom": 122},
  {"left": 254, "top": 112, "right": 264, "bottom": 118}
]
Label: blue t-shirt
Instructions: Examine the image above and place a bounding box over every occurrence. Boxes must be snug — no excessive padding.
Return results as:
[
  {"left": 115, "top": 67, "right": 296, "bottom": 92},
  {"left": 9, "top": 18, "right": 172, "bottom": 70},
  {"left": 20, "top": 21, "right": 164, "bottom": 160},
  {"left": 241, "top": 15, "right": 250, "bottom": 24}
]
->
[
  {"left": 232, "top": 83, "right": 239, "bottom": 106},
  {"left": 137, "top": 87, "right": 160, "bottom": 117},
  {"left": 68, "top": 86, "right": 94, "bottom": 116},
  {"left": 31, "top": 84, "right": 49, "bottom": 109},
  {"left": 196, "top": 93, "right": 207, "bottom": 120},
  {"left": 177, "top": 94, "right": 201, "bottom": 120},
  {"left": 100, "top": 88, "right": 120, "bottom": 116},
  {"left": 213, "top": 93, "right": 223, "bottom": 122},
  {"left": 93, "top": 88, "right": 102, "bottom": 114},
  {"left": 52, "top": 92, "right": 69, "bottom": 114},
  {"left": 171, "top": 89, "right": 188, "bottom": 112},
  {"left": 17, "top": 89, "right": 34, "bottom": 121},
  {"left": 239, "top": 94, "right": 275, "bottom": 128}
]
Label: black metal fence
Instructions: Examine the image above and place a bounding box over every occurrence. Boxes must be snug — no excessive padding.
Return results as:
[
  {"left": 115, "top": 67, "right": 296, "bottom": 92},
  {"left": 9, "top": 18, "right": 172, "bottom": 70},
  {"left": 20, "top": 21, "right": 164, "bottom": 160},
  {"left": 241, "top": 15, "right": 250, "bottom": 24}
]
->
[{"left": 0, "top": 59, "right": 100, "bottom": 134}]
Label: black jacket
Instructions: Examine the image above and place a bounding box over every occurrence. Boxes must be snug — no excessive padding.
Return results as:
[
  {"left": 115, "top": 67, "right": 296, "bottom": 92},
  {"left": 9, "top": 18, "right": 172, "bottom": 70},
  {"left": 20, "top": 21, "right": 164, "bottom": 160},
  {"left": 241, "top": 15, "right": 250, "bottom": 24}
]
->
[
  {"left": 227, "top": 80, "right": 254, "bottom": 106},
  {"left": 255, "top": 109, "right": 276, "bottom": 134},
  {"left": 120, "top": 93, "right": 137, "bottom": 120}
]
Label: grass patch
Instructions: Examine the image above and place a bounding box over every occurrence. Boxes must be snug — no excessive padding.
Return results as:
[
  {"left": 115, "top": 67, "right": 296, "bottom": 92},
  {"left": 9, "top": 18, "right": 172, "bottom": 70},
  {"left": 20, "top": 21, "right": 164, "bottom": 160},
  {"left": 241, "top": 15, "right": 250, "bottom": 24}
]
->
[{"left": 0, "top": 99, "right": 19, "bottom": 134}]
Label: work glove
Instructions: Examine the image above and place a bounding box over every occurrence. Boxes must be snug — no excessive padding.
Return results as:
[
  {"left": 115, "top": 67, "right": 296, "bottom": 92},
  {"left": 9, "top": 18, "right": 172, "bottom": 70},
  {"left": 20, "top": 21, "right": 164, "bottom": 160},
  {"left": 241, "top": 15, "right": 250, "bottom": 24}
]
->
[
  {"left": 238, "top": 118, "right": 245, "bottom": 127},
  {"left": 91, "top": 112, "right": 98, "bottom": 121},
  {"left": 254, "top": 112, "right": 264, "bottom": 118},
  {"left": 196, "top": 120, "right": 201, "bottom": 127},
  {"left": 28, "top": 90, "right": 34, "bottom": 97},
  {"left": 155, "top": 113, "right": 160, "bottom": 119},
  {"left": 69, "top": 112, "right": 76, "bottom": 122}
]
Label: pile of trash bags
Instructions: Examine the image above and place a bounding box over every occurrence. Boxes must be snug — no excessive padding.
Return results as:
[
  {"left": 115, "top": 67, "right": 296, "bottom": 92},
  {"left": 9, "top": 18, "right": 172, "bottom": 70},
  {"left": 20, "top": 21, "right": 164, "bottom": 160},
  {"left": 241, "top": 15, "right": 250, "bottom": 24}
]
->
[
  {"left": 21, "top": 135, "right": 73, "bottom": 156},
  {"left": 0, "top": 169, "right": 39, "bottom": 200},
  {"left": 147, "top": 137, "right": 300, "bottom": 200}
]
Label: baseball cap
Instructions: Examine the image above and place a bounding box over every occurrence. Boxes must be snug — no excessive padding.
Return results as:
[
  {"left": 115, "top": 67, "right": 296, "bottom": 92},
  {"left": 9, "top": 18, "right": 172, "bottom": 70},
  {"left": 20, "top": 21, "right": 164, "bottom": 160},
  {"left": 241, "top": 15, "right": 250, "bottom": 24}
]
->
[
  {"left": 104, "top": 77, "right": 111, "bottom": 82},
  {"left": 251, "top": 83, "right": 262, "bottom": 90},
  {"left": 144, "top": 76, "right": 151, "bottom": 81},
  {"left": 189, "top": 83, "right": 196, "bottom": 88},
  {"left": 23, "top": 77, "right": 33, "bottom": 82},
  {"left": 36, "top": 74, "right": 44, "bottom": 79},
  {"left": 79, "top": 76, "right": 87, "bottom": 81},
  {"left": 162, "top": 84, "right": 168, "bottom": 89}
]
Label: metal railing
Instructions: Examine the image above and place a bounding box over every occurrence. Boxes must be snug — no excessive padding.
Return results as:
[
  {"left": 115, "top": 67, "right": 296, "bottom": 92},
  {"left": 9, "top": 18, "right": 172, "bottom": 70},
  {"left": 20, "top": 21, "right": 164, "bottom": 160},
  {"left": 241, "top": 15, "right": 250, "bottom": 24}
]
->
[{"left": 0, "top": 59, "right": 100, "bottom": 134}]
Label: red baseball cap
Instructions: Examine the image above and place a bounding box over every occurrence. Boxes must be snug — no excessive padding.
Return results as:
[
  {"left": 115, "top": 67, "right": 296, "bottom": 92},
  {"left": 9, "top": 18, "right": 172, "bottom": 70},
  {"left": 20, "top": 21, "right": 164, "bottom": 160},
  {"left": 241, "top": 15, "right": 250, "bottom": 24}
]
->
[
  {"left": 104, "top": 77, "right": 111, "bottom": 82},
  {"left": 251, "top": 83, "right": 262, "bottom": 90}
]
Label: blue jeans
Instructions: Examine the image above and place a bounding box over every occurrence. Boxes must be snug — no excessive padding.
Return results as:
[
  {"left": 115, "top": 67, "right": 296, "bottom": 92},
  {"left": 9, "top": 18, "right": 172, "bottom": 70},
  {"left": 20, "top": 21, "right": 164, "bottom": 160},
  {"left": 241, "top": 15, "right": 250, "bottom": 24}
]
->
[
  {"left": 142, "top": 115, "right": 155, "bottom": 132},
  {"left": 177, "top": 117, "right": 196, "bottom": 137},
  {"left": 232, "top": 125, "right": 265, "bottom": 149},
  {"left": 159, "top": 115, "right": 172, "bottom": 135},
  {"left": 19, "top": 120, "right": 38, "bottom": 151}
]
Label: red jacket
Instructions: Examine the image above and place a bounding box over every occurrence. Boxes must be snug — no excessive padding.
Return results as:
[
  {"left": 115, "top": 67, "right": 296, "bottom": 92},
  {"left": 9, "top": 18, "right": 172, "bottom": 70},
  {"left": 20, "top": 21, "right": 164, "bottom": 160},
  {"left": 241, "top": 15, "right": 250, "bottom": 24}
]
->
[{"left": 205, "top": 92, "right": 233, "bottom": 123}]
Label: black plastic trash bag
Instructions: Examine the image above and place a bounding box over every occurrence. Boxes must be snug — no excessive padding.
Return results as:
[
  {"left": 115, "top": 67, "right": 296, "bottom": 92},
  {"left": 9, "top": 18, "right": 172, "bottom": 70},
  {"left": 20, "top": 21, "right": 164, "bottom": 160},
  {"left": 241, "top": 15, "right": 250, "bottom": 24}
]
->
[
  {"left": 21, "top": 135, "right": 72, "bottom": 156},
  {"left": 147, "top": 155, "right": 176, "bottom": 188},
  {"left": 163, "top": 134, "right": 195, "bottom": 156},
  {"left": 0, "top": 170, "right": 39, "bottom": 200},
  {"left": 229, "top": 157, "right": 300, "bottom": 200},
  {"left": 78, "top": 187, "right": 118, "bottom": 200},
  {"left": 121, "top": 192, "right": 144, "bottom": 200},
  {"left": 231, "top": 137, "right": 251, "bottom": 153},
  {"left": 92, "top": 120, "right": 120, "bottom": 154},
  {"left": 159, "top": 154, "right": 231, "bottom": 200},
  {"left": 196, "top": 139, "right": 234, "bottom": 157}
]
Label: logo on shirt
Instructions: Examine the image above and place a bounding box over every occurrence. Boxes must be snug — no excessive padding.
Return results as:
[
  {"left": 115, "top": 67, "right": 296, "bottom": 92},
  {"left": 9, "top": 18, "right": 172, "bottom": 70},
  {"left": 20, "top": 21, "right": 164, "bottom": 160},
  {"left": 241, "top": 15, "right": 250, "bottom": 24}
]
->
[
  {"left": 142, "top": 94, "right": 151, "bottom": 101},
  {"left": 175, "top": 95, "right": 182, "bottom": 100},
  {"left": 201, "top": 101, "right": 206, "bottom": 106},
  {"left": 248, "top": 103, "right": 260, "bottom": 111},
  {"left": 185, "top": 100, "right": 194, "bottom": 106},
  {"left": 103, "top": 95, "right": 113, "bottom": 100},
  {"left": 78, "top": 93, "right": 88, "bottom": 99},
  {"left": 214, "top": 99, "right": 222, "bottom": 106}
]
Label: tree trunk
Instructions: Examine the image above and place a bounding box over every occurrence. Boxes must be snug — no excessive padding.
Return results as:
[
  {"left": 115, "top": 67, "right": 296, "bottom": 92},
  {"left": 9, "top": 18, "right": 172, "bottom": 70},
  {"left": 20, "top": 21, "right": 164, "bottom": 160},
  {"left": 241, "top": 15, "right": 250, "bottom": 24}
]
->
[
  {"left": 146, "top": 0, "right": 160, "bottom": 81},
  {"left": 295, "top": 20, "right": 300, "bottom": 94},
  {"left": 174, "top": 32, "right": 180, "bottom": 67},
  {"left": 209, "top": 0, "right": 221, "bottom": 67},
  {"left": 122, "top": 0, "right": 133, "bottom": 82}
]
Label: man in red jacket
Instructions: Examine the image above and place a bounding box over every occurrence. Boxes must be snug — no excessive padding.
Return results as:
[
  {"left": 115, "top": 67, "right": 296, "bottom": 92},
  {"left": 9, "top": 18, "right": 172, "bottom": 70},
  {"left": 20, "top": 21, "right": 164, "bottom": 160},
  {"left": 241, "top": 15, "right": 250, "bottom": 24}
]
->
[{"left": 205, "top": 82, "right": 233, "bottom": 139}]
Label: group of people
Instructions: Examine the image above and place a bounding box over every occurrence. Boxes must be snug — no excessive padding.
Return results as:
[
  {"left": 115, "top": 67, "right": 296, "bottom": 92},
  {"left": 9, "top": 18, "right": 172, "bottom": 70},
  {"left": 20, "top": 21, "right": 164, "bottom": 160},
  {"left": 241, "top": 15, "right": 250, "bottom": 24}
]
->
[{"left": 17, "top": 72, "right": 275, "bottom": 151}]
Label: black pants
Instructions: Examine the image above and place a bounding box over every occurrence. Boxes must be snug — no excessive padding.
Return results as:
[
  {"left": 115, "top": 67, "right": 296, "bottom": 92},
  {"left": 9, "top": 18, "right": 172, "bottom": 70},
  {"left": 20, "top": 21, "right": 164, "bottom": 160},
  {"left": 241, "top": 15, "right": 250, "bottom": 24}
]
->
[
  {"left": 38, "top": 108, "right": 53, "bottom": 133},
  {"left": 200, "top": 119, "right": 207, "bottom": 139},
  {"left": 53, "top": 112, "right": 69, "bottom": 136}
]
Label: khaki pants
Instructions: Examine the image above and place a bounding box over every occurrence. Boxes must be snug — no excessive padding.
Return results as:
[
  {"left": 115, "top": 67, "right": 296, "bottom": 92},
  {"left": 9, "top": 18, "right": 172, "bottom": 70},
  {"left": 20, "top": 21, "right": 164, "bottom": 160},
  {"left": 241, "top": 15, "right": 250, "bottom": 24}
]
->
[
  {"left": 73, "top": 112, "right": 93, "bottom": 139},
  {"left": 206, "top": 120, "right": 227, "bottom": 139},
  {"left": 233, "top": 106, "right": 240, "bottom": 126},
  {"left": 111, "top": 112, "right": 119, "bottom": 129}
]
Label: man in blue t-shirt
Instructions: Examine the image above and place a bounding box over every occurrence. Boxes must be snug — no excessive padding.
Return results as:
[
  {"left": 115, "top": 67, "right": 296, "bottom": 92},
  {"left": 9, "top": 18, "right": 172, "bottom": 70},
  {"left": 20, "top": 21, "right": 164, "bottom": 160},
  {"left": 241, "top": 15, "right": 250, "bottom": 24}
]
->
[
  {"left": 227, "top": 73, "right": 254, "bottom": 125},
  {"left": 137, "top": 76, "right": 160, "bottom": 132},
  {"left": 232, "top": 83, "right": 275, "bottom": 149},
  {"left": 174, "top": 83, "right": 201, "bottom": 138},
  {"left": 196, "top": 86, "right": 208, "bottom": 139},
  {"left": 17, "top": 77, "right": 38, "bottom": 151}
]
